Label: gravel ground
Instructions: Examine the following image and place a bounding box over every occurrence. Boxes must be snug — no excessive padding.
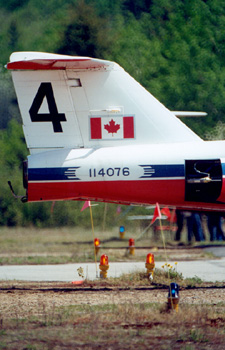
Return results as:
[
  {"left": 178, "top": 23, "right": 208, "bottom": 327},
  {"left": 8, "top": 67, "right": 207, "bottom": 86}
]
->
[{"left": 1, "top": 282, "right": 225, "bottom": 319}]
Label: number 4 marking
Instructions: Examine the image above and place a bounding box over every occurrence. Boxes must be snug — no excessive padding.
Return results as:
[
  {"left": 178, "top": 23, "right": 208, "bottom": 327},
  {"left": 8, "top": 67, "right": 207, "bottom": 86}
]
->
[{"left": 29, "top": 82, "right": 66, "bottom": 133}]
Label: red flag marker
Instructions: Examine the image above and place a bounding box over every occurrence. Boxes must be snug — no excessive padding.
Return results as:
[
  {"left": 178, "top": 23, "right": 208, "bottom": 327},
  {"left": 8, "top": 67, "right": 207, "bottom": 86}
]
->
[
  {"left": 151, "top": 203, "right": 161, "bottom": 225},
  {"left": 161, "top": 207, "right": 171, "bottom": 220},
  {"left": 81, "top": 200, "right": 91, "bottom": 212},
  {"left": 170, "top": 209, "right": 177, "bottom": 223},
  {"left": 116, "top": 205, "right": 122, "bottom": 214}
]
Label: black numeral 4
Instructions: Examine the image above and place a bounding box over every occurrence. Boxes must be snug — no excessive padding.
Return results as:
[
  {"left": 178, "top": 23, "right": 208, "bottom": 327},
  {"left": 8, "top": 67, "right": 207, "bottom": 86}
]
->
[{"left": 29, "top": 82, "right": 66, "bottom": 133}]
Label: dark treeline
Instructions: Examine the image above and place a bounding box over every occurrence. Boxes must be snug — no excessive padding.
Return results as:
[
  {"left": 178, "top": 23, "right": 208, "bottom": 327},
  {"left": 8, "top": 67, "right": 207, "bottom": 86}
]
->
[{"left": 1, "top": 0, "right": 225, "bottom": 226}]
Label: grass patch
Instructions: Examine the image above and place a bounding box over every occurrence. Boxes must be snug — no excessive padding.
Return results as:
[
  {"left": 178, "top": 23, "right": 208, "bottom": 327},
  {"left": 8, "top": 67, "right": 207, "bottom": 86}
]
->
[
  {"left": 80, "top": 268, "right": 223, "bottom": 289},
  {"left": 0, "top": 254, "right": 96, "bottom": 265},
  {"left": 79, "top": 269, "right": 205, "bottom": 289},
  {"left": 0, "top": 227, "right": 216, "bottom": 265}
]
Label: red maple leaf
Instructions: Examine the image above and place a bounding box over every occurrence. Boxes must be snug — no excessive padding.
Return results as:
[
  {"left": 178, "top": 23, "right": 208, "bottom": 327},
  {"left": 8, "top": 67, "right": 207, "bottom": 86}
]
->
[{"left": 104, "top": 119, "right": 120, "bottom": 135}]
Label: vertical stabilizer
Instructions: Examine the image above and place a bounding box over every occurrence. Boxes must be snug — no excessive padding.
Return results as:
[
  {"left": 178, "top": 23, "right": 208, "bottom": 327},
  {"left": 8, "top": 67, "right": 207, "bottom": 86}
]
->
[{"left": 8, "top": 52, "right": 202, "bottom": 154}]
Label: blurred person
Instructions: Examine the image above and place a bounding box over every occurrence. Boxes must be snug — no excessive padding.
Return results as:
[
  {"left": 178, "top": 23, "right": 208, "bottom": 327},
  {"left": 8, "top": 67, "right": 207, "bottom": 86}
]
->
[
  {"left": 207, "top": 213, "right": 225, "bottom": 241},
  {"left": 175, "top": 209, "right": 184, "bottom": 241},
  {"left": 187, "top": 212, "right": 204, "bottom": 243}
]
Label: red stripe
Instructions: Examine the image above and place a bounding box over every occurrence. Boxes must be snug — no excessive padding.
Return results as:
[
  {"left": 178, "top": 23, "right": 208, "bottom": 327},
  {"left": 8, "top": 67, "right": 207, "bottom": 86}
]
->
[
  {"left": 7, "top": 59, "right": 91, "bottom": 71},
  {"left": 90, "top": 118, "right": 102, "bottom": 139},
  {"left": 27, "top": 179, "right": 225, "bottom": 210},
  {"left": 123, "top": 116, "right": 134, "bottom": 138},
  {"left": 7, "top": 62, "right": 63, "bottom": 70},
  {"left": 28, "top": 179, "right": 184, "bottom": 204},
  {"left": 217, "top": 178, "right": 225, "bottom": 203}
]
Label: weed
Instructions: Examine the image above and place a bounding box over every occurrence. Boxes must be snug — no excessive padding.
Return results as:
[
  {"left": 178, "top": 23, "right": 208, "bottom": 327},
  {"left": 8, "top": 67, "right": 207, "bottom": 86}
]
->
[
  {"left": 153, "top": 266, "right": 183, "bottom": 286},
  {"left": 23, "top": 345, "right": 38, "bottom": 350},
  {"left": 189, "top": 328, "right": 209, "bottom": 342},
  {"left": 161, "top": 262, "right": 183, "bottom": 279},
  {"left": 181, "top": 346, "right": 195, "bottom": 350},
  {"left": 77, "top": 266, "right": 84, "bottom": 279},
  {"left": 186, "top": 276, "right": 203, "bottom": 287}
]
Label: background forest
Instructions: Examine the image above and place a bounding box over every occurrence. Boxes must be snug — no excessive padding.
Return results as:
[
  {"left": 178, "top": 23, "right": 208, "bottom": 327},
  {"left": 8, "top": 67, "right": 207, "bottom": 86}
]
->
[{"left": 1, "top": 0, "right": 225, "bottom": 227}]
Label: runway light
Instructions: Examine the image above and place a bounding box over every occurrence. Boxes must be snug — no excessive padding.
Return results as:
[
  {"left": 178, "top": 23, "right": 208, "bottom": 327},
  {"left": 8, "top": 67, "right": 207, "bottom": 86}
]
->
[
  {"left": 145, "top": 253, "right": 155, "bottom": 280},
  {"left": 100, "top": 254, "right": 108, "bottom": 266},
  {"left": 129, "top": 238, "right": 135, "bottom": 255},
  {"left": 94, "top": 238, "right": 100, "bottom": 254},
  {"left": 99, "top": 254, "right": 109, "bottom": 278},
  {"left": 167, "top": 282, "right": 179, "bottom": 312},
  {"left": 146, "top": 253, "right": 154, "bottom": 264},
  {"left": 119, "top": 225, "right": 125, "bottom": 239}
]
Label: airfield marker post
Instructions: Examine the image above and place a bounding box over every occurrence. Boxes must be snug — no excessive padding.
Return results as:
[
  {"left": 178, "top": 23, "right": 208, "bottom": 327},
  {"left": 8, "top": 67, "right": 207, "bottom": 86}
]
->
[
  {"left": 99, "top": 254, "right": 109, "bottom": 279},
  {"left": 129, "top": 238, "right": 135, "bottom": 255},
  {"left": 94, "top": 238, "right": 100, "bottom": 255},
  {"left": 167, "top": 282, "right": 179, "bottom": 312},
  {"left": 119, "top": 225, "right": 125, "bottom": 239},
  {"left": 145, "top": 253, "right": 155, "bottom": 279}
]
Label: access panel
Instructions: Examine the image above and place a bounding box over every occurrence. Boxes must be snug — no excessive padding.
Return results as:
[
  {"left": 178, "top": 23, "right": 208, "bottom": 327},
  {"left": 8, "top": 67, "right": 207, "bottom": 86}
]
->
[{"left": 185, "top": 159, "right": 222, "bottom": 202}]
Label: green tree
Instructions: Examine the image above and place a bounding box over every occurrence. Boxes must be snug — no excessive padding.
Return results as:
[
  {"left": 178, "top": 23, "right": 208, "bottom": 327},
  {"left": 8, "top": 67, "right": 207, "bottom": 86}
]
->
[
  {"left": 123, "top": 0, "right": 153, "bottom": 18},
  {"left": 58, "top": 0, "right": 114, "bottom": 57},
  {"left": 2, "top": 0, "right": 225, "bottom": 226},
  {"left": 0, "top": 68, "right": 20, "bottom": 129},
  {"left": 0, "top": 120, "right": 28, "bottom": 226},
  {"left": 0, "top": 0, "right": 29, "bottom": 11}
]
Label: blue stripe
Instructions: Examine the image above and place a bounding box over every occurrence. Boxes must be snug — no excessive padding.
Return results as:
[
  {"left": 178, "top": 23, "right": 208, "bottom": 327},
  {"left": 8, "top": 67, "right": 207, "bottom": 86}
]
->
[
  {"left": 139, "top": 164, "right": 184, "bottom": 178},
  {"left": 221, "top": 163, "right": 225, "bottom": 175},
  {"left": 28, "top": 164, "right": 184, "bottom": 182},
  {"left": 29, "top": 167, "right": 80, "bottom": 181}
]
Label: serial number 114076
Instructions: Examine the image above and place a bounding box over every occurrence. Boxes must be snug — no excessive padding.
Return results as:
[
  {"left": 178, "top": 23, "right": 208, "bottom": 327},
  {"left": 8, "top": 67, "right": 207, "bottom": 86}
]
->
[{"left": 89, "top": 167, "right": 130, "bottom": 177}]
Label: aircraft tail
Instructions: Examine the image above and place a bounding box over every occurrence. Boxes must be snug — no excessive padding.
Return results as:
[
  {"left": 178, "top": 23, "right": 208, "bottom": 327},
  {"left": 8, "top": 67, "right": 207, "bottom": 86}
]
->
[{"left": 7, "top": 52, "right": 201, "bottom": 154}]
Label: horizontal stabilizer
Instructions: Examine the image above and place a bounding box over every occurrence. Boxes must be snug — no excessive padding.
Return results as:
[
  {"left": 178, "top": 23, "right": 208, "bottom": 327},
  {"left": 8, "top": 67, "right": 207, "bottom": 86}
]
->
[
  {"left": 7, "top": 52, "right": 113, "bottom": 70},
  {"left": 172, "top": 111, "right": 207, "bottom": 117}
]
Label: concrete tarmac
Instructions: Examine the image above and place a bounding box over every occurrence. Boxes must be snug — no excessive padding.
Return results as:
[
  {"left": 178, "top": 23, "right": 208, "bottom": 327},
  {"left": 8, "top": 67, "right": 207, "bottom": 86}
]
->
[{"left": 0, "top": 259, "right": 224, "bottom": 283}]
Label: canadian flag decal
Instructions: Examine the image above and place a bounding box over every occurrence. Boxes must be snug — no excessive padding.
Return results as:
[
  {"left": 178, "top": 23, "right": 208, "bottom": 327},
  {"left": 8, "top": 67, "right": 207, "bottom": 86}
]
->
[
  {"left": 90, "top": 116, "right": 134, "bottom": 140},
  {"left": 104, "top": 119, "right": 120, "bottom": 135}
]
